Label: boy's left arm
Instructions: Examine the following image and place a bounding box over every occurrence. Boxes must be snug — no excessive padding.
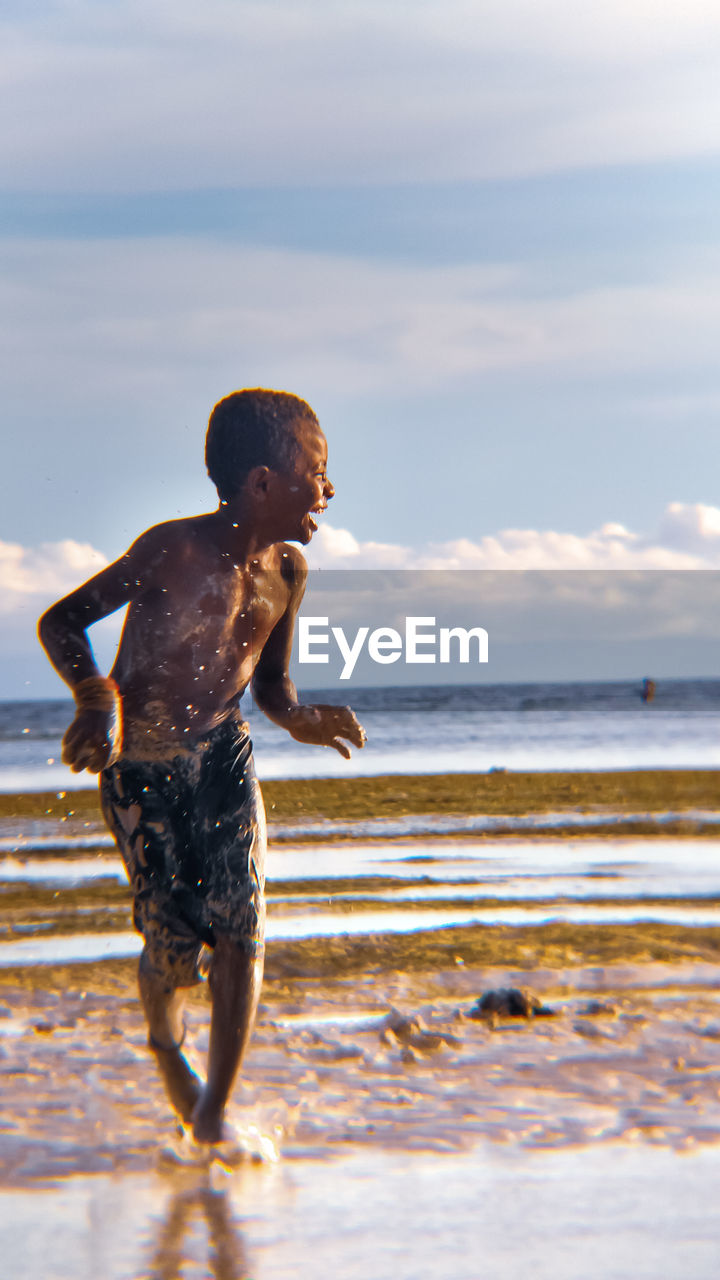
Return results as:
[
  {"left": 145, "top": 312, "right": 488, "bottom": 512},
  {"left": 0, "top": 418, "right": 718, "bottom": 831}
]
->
[{"left": 252, "top": 553, "right": 365, "bottom": 759}]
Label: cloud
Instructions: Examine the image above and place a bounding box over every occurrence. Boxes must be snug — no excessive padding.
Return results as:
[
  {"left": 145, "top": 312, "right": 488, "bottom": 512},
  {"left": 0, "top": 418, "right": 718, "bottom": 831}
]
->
[
  {"left": 2, "top": 240, "right": 719, "bottom": 415},
  {"left": 0, "top": 540, "right": 123, "bottom": 696},
  {"left": 5, "top": 501, "right": 716, "bottom": 610},
  {"left": 4, "top": 513, "right": 720, "bottom": 696},
  {"left": 655, "top": 501, "right": 720, "bottom": 557},
  {"left": 0, "top": 539, "right": 107, "bottom": 612},
  {"left": 6, "top": 504, "right": 717, "bottom": 615},
  {"left": 2, "top": 0, "right": 720, "bottom": 189},
  {"left": 306, "top": 502, "right": 720, "bottom": 570}
]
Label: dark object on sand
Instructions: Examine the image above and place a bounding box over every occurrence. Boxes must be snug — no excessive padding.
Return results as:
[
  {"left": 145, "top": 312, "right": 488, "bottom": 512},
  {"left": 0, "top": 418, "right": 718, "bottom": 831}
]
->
[
  {"left": 576, "top": 999, "right": 618, "bottom": 1017},
  {"left": 641, "top": 678, "right": 656, "bottom": 703},
  {"left": 467, "top": 987, "right": 556, "bottom": 1023},
  {"left": 380, "top": 1007, "right": 461, "bottom": 1053}
]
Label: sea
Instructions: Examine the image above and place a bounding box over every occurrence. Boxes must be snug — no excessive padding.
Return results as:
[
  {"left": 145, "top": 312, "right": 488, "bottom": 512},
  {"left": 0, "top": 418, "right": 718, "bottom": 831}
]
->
[{"left": 2, "top": 677, "right": 720, "bottom": 792}]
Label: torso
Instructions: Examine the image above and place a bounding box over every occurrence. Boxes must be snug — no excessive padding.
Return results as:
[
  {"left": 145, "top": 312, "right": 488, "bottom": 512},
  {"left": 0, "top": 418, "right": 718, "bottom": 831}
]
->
[{"left": 109, "top": 515, "right": 299, "bottom": 754}]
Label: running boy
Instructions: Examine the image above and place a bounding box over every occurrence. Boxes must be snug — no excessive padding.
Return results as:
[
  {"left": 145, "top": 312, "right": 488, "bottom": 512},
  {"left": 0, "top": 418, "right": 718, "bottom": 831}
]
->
[{"left": 38, "top": 388, "right": 365, "bottom": 1145}]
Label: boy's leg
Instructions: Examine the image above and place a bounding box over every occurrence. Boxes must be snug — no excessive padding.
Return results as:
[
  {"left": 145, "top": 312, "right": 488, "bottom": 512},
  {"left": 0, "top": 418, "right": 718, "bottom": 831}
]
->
[
  {"left": 138, "top": 947, "right": 204, "bottom": 1124},
  {"left": 190, "top": 728, "right": 267, "bottom": 1143},
  {"left": 191, "top": 936, "right": 265, "bottom": 1143}
]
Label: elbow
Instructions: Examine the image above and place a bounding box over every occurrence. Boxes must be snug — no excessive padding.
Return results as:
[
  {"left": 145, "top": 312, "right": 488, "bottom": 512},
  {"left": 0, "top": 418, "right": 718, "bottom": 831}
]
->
[
  {"left": 251, "top": 669, "right": 285, "bottom": 713},
  {"left": 37, "top": 604, "right": 58, "bottom": 653},
  {"left": 37, "top": 600, "right": 72, "bottom": 659}
]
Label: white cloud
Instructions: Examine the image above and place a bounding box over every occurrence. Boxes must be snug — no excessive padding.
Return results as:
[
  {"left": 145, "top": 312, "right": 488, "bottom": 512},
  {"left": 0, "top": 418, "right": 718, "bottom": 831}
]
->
[
  {"left": 4, "top": 513, "right": 719, "bottom": 697},
  {"left": 306, "top": 502, "right": 720, "bottom": 570},
  {"left": 2, "top": 0, "right": 720, "bottom": 189},
  {"left": 656, "top": 501, "right": 720, "bottom": 556},
  {"left": 1, "top": 540, "right": 122, "bottom": 694},
  {"left": 6, "top": 503, "right": 716, "bottom": 624},
  {"left": 3, "top": 502, "right": 719, "bottom": 636},
  {"left": 0, "top": 539, "right": 107, "bottom": 612}
]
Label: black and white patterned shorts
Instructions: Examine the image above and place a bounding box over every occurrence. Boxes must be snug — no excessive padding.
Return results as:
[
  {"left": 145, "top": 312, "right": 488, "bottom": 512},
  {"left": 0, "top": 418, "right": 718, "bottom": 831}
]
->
[{"left": 100, "top": 716, "right": 266, "bottom": 987}]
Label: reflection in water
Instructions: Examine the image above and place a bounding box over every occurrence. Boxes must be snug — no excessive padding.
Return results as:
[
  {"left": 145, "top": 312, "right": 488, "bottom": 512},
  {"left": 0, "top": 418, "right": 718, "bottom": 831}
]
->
[{"left": 146, "top": 1180, "right": 252, "bottom": 1280}]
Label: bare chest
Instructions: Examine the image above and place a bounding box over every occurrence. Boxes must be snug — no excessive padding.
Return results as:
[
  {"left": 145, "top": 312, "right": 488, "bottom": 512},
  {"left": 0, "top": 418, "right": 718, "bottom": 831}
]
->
[{"left": 133, "top": 563, "right": 287, "bottom": 666}]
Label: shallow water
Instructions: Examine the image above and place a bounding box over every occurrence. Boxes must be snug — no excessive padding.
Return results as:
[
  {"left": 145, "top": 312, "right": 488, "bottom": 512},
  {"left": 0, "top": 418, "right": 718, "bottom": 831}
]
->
[
  {"left": 4, "top": 834, "right": 720, "bottom": 966},
  {"left": 4, "top": 806, "right": 720, "bottom": 853},
  {"left": 3, "top": 1144, "right": 720, "bottom": 1280},
  {"left": 5, "top": 678, "right": 720, "bottom": 791},
  {"left": 0, "top": 837, "right": 712, "bottom": 970},
  {"left": 4, "top": 817, "right": 720, "bottom": 1276}
]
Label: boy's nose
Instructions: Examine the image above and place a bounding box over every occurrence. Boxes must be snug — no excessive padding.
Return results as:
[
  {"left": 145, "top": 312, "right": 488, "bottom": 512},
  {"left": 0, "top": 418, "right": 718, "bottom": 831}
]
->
[{"left": 325, "top": 478, "right": 335, "bottom": 500}]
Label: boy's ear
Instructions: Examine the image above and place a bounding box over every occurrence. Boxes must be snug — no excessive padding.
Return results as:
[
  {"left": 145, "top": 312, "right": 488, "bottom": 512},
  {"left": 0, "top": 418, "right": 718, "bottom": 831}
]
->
[{"left": 246, "top": 465, "right": 272, "bottom": 499}]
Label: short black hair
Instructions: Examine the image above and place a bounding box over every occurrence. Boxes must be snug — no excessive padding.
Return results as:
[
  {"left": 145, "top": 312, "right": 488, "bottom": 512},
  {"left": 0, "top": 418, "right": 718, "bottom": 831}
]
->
[{"left": 205, "top": 388, "right": 319, "bottom": 502}]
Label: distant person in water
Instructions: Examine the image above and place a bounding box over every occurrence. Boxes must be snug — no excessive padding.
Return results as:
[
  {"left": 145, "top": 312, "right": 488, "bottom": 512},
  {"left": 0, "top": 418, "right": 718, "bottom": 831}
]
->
[
  {"left": 642, "top": 678, "right": 656, "bottom": 703},
  {"left": 38, "top": 388, "right": 365, "bottom": 1147}
]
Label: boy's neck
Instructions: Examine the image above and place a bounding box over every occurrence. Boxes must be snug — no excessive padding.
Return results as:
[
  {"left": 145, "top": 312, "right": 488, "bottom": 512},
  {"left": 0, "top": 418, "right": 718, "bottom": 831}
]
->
[{"left": 211, "top": 501, "right": 277, "bottom": 563}]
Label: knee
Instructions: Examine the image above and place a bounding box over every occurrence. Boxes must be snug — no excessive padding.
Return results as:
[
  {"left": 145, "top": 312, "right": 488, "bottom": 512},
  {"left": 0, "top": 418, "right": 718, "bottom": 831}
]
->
[
  {"left": 138, "top": 944, "right": 187, "bottom": 1000},
  {"left": 138, "top": 946, "right": 171, "bottom": 995},
  {"left": 139, "top": 939, "right": 203, "bottom": 992}
]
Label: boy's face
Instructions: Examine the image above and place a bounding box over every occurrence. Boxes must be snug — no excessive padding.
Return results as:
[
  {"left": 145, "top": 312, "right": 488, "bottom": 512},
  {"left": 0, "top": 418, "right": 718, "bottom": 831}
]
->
[{"left": 272, "top": 418, "right": 334, "bottom": 545}]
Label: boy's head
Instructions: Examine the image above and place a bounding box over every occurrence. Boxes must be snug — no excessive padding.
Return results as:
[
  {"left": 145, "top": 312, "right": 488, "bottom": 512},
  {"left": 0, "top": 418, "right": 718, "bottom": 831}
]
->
[{"left": 206, "top": 388, "right": 320, "bottom": 503}]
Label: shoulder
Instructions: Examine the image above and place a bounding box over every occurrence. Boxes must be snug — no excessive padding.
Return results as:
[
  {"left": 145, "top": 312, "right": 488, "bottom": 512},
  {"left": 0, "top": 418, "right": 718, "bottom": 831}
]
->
[
  {"left": 123, "top": 517, "right": 209, "bottom": 581},
  {"left": 128, "top": 516, "right": 213, "bottom": 557},
  {"left": 275, "top": 542, "right": 308, "bottom": 593}
]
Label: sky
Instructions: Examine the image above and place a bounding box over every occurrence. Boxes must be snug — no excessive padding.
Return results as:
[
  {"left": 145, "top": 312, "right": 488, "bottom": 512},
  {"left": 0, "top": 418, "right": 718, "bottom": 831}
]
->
[{"left": 2, "top": 0, "right": 720, "bottom": 696}]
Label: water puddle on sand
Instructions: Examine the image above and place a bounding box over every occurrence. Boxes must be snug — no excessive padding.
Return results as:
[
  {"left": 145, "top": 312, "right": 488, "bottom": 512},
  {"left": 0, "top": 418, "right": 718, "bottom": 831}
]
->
[
  {"left": 4, "top": 897, "right": 720, "bottom": 967},
  {"left": 2, "top": 1145, "right": 720, "bottom": 1280},
  {"left": 4, "top": 835, "right": 720, "bottom": 967},
  {"left": 4, "top": 835, "right": 720, "bottom": 893},
  {"left": 4, "top": 806, "right": 720, "bottom": 854},
  {"left": 4, "top": 807, "right": 720, "bottom": 1275},
  {"left": 0, "top": 855, "right": 125, "bottom": 883}
]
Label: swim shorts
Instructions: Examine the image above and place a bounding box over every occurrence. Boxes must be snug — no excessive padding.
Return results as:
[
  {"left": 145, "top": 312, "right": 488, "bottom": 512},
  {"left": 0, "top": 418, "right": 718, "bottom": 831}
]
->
[{"left": 100, "top": 716, "right": 266, "bottom": 987}]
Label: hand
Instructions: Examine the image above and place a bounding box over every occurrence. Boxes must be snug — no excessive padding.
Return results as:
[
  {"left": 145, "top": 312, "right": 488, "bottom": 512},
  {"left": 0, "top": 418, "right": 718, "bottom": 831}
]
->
[
  {"left": 61, "top": 709, "right": 121, "bottom": 773},
  {"left": 285, "top": 703, "right": 367, "bottom": 759}
]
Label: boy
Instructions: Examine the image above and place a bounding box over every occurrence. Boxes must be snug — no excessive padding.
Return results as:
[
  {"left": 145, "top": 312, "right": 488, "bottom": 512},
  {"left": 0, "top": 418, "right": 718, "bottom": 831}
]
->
[{"left": 38, "top": 388, "right": 365, "bottom": 1146}]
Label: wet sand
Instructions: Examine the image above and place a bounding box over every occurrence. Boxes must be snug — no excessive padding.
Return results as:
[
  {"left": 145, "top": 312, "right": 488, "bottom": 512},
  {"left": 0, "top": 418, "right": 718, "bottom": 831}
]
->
[
  {"left": 4, "top": 950, "right": 720, "bottom": 1275},
  {"left": 3, "top": 765, "right": 720, "bottom": 825},
  {"left": 2, "top": 770, "right": 720, "bottom": 1276}
]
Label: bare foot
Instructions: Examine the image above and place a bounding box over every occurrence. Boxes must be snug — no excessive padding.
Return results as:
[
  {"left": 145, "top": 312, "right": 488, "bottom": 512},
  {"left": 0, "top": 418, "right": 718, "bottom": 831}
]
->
[
  {"left": 150, "top": 1038, "right": 204, "bottom": 1125},
  {"left": 191, "top": 1090, "right": 228, "bottom": 1144}
]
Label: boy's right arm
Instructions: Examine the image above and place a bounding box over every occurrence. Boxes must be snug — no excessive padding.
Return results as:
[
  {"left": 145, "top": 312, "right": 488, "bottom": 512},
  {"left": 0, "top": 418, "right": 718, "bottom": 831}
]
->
[{"left": 38, "top": 531, "right": 157, "bottom": 773}]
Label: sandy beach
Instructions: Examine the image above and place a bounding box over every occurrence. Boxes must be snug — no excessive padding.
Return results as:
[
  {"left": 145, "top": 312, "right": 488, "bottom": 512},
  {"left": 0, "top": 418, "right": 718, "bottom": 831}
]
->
[{"left": 3, "top": 769, "right": 720, "bottom": 1276}]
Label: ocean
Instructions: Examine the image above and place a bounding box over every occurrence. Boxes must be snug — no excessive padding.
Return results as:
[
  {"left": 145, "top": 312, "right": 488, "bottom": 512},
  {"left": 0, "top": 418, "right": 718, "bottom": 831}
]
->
[{"left": 1, "top": 677, "right": 719, "bottom": 792}]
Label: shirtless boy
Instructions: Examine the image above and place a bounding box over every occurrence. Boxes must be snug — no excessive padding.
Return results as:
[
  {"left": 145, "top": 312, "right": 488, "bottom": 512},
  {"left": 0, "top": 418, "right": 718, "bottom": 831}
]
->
[{"left": 38, "top": 388, "right": 365, "bottom": 1145}]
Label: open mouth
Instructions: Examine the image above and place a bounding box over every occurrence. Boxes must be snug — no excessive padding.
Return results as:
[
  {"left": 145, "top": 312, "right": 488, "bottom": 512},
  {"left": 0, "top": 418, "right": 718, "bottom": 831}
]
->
[{"left": 307, "top": 502, "right": 327, "bottom": 534}]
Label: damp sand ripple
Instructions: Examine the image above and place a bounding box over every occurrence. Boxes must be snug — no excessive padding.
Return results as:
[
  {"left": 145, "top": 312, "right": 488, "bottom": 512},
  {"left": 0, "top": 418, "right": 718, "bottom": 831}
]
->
[{"left": 5, "top": 960, "right": 720, "bottom": 1187}]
